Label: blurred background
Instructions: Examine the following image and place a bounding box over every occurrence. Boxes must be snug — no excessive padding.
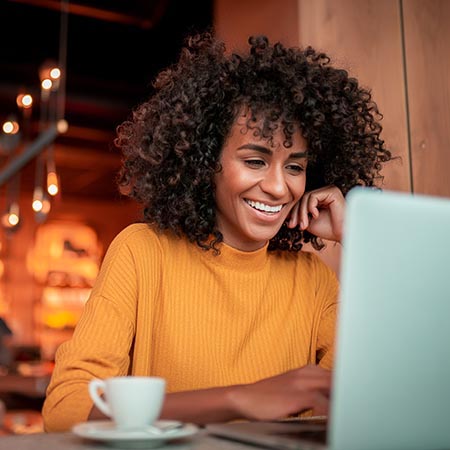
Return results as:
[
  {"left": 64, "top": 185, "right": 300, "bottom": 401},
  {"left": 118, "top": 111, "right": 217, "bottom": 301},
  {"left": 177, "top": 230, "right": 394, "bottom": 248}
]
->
[{"left": 0, "top": 0, "right": 449, "bottom": 434}]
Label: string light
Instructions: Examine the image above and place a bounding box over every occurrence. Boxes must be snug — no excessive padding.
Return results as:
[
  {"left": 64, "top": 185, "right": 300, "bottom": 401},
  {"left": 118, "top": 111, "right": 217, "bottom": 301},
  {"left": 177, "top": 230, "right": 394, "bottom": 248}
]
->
[
  {"left": 1, "top": 42, "right": 66, "bottom": 230},
  {"left": 40, "top": 61, "right": 61, "bottom": 92},
  {"left": 1, "top": 117, "right": 21, "bottom": 232}
]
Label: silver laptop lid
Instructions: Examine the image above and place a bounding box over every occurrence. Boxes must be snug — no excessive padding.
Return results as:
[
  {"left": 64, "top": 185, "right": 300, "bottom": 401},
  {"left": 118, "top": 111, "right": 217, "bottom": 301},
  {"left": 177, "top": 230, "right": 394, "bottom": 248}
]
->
[{"left": 330, "top": 188, "right": 450, "bottom": 450}]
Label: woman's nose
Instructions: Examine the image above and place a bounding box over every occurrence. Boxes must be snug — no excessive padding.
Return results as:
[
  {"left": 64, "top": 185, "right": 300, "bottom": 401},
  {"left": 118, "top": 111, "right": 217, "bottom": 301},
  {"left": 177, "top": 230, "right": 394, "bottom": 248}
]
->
[{"left": 259, "top": 167, "right": 288, "bottom": 198}]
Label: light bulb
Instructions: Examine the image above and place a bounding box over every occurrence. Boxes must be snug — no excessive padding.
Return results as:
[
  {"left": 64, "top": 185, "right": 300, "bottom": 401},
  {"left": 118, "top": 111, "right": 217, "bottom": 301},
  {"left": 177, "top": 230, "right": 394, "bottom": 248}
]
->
[
  {"left": 47, "top": 172, "right": 59, "bottom": 196},
  {"left": 32, "top": 187, "right": 44, "bottom": 212},
  {"left": 1, "top": 202, "right": 20, "bottom": 230},
  {"left": 16, "top": 93, "right": 33, "bottom": 109},
  {"left": 48, "top": 184, "right": 58, "bottom": 196},
  {"left": 41, "top": 79, "right": 53, "bottom": 90},
  {"left": 2, "top": 120, "right": 20, "bottom": 134},
  {"left": 32, "top": 199, "right": 43, "bottom": 212},
  {"left": 50, "top": 67, "right": 61, "bottom": 80},
  {"left": 57, "top": 119, "right": 69, "bottom": 133},
  {"left": 22, "top": 94, "right": 33, "bottom": 107},
  {"left": 8, "top": 213, "right": 19, "bottom": 226}
]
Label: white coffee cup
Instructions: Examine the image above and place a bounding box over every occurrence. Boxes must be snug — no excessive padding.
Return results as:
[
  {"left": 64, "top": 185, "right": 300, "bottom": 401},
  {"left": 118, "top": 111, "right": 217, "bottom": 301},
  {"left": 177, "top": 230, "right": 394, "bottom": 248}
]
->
[{"left": 88, "top": 376, "right": 166, "bottom": 430}]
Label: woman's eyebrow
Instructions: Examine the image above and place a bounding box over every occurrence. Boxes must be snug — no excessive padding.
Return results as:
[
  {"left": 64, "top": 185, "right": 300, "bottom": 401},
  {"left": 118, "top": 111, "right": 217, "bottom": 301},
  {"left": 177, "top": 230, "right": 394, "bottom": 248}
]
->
[
  {"left": 237, "top": 143, "right": 272, "bottom": 154},
  {"left": 237, "top": 143, "right": 308, "bottom": 158},
  {"left": 290, "top": 152, "right": 308, "bottom": 159}
]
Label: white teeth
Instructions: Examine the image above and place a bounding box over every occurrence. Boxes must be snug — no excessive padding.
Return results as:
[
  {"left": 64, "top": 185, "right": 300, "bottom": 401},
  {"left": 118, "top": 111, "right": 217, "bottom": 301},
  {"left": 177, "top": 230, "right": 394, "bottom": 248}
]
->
[{"left": 246, "top": 199, "right": 283, "bottom": 213}]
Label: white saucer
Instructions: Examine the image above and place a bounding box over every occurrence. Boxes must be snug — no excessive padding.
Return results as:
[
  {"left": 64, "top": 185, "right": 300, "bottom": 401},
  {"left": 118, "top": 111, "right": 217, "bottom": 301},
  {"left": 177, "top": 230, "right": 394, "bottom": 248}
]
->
[{"left": 72, "top": 420, "right": 199, "bottom": 448}]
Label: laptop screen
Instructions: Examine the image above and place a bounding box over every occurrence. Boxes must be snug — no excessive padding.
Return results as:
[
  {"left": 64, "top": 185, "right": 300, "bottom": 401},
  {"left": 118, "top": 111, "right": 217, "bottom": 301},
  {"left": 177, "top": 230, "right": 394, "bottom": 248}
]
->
[{"left": 330, "top": 188, "right": 450, "bottom": 450}]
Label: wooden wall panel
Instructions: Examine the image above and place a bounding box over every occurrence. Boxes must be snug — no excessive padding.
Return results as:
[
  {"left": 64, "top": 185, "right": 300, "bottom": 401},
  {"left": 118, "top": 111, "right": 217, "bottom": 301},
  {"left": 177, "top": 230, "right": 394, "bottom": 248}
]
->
[
  {"left": 403, "top": 0, "right": 450, "bottom": 197},
  {"left": 297, "top": 0, "right": 411, "bottom": 273},
  {"left": 214, "top": 0, "right": 299, "bottom": 51},
  {"left": 297, "top": 0, "right": 410, "bottom": 193}
]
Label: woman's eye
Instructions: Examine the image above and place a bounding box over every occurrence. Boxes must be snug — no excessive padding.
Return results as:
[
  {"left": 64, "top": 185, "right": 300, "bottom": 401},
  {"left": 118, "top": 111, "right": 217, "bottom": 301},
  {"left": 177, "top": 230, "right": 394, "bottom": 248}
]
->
[
  {"left": 286, "top": 164, "right": 304, "bottom": 173},
  {"left": 245, "top": 159, "right": 265, "bottom": 168}
]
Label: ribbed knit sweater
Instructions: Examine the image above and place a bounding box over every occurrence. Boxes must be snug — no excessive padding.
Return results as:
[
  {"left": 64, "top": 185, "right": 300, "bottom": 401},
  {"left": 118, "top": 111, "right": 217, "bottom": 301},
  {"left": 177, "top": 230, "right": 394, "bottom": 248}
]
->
[{"left": 43, "top": 223, "right": 339, "bottom": 432}]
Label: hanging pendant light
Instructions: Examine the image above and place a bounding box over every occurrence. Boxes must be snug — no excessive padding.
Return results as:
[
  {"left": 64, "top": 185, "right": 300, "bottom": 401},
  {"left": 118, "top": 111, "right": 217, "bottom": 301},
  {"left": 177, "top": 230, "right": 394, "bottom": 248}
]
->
[{"left": 1, "top": 201, "right": 20, "bottom": 232}]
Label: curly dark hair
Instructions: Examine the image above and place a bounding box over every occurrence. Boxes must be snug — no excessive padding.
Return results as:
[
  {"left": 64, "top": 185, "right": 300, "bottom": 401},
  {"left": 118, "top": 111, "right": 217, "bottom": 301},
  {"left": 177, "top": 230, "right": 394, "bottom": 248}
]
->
[{"left": 116, "top": 32, "right": 391, "bottom": 252}]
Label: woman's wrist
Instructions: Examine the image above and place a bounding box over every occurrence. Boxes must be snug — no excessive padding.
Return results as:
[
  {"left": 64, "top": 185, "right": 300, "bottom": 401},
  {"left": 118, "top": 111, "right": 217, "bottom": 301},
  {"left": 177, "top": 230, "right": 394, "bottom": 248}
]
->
[
  {"left": 223, "top": 383, "right": 247, "bottom": 419},
  {"left": 159, "top": 385, "right": 242, "bottom": 424}
]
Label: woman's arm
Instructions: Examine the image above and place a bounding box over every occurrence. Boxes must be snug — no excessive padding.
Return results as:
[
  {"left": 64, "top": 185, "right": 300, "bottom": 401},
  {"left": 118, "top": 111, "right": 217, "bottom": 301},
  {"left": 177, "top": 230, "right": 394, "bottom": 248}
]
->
[
  {"left": 43, "top": 228, "right": 142, "bottom": 432},
  {"left": 89, "top": 364, "right": 331, "bottom": 424}
]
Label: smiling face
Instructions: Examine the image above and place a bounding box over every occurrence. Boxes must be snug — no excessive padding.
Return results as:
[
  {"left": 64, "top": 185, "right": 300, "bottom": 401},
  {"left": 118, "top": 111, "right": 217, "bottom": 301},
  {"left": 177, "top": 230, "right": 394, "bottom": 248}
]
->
[{"left": 214, "top": 115, "right": 308, "bottom": 251}]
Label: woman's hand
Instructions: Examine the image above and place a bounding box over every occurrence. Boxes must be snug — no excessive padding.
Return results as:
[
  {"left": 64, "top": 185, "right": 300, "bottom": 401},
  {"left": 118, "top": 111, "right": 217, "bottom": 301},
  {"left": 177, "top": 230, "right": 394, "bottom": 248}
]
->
[
  {"left": 288, "top": 186, "right": 345, "bottom": 243},
  {"left": 159, "top": 365, "right": 331, "bottom": 424},
  {"left": 227, "top": 365, "right": 331, "bottom": 421}
]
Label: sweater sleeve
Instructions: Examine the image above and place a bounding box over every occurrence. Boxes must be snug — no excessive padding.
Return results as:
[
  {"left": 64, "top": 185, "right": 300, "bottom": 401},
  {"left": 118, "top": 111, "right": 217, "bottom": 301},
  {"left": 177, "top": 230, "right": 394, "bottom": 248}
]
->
[
  {"left": 312, "top": 255, "right": 339, "bottom": 370},
  {"left": 42, "top": 227, "right": 141, "bottom": 432}
]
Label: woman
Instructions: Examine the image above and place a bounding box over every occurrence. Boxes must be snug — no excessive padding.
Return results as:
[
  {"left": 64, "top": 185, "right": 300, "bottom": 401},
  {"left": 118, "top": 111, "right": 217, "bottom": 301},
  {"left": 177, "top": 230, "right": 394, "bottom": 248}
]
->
[{"left": 43, "top": 33, "right": 391, "bottom": 431}]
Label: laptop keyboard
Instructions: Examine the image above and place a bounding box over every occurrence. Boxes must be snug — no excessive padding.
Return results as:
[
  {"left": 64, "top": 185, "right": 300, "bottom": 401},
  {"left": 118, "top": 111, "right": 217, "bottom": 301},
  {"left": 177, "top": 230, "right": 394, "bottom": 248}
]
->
[{"left": 274, "top": 428, "right": 328, "bottom": 444}]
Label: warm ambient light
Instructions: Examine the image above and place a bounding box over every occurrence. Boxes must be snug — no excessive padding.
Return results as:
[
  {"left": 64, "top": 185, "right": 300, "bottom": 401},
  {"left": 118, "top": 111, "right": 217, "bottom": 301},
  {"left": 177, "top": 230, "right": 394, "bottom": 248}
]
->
[
  {"left": 47, "top": 172, "right": 59, "bottom": 196},
  {"left": 57, "top": 119, "right": 69, "bottom": 133},
  {"left": 27, "top": 222, "right": 102, "bottom": 286},
  {"left": 42, "top": 197, "right": 51, "bottom": 214},
  {"left": 44, "top": 310, "right": 79, "bottom": 329},
  {"left": 41, "top": 78, "right": 53, "bottom": 90},
  {"left": 2, "top": 120, "right": 20, "bottom": 134}
]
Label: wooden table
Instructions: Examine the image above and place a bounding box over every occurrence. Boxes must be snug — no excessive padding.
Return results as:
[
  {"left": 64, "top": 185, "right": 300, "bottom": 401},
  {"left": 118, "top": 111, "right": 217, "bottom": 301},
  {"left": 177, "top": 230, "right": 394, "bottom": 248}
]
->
[{"left": 0, "top": 429, "right": 260, "bottom": 450}]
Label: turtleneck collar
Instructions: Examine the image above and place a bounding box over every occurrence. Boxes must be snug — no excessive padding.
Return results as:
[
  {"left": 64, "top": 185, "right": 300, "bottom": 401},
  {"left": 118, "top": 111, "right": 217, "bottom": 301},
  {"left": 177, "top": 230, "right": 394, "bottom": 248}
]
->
[{"left": 195, "top": 239, "right": 270, "bottom": 271}]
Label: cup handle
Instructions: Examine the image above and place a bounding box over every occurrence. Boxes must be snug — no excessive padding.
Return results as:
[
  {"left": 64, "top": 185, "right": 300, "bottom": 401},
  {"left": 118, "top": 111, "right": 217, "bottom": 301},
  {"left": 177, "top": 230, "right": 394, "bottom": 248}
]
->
[{"left": 88, "top": 379, "right": 112, "bottom": 418}]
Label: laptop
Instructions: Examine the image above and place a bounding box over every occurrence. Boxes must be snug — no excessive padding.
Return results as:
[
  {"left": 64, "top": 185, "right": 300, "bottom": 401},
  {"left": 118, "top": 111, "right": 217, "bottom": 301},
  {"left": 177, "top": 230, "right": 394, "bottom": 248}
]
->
[{"left": 207, "top": 188, "right": 450, "bottom": 450}]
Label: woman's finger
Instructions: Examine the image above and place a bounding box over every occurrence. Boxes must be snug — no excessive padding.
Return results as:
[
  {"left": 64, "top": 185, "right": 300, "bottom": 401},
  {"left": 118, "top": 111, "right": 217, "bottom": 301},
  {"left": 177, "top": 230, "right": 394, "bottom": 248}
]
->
[
  {"left": 288, "top": 202, "right": 300, "bottom": 228},
  {"left": 307, "top": 194, "right": 320, "bottom": 219},
  {"left": 299, "top": 192, "right": 311, "bottom": 230}
]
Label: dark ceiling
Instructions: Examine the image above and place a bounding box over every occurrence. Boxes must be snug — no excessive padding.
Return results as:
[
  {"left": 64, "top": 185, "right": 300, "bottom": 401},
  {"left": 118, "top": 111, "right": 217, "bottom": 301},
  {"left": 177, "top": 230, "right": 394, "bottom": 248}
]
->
[{"left": 0, "top": 0, "right": 213, "bottom": 200}]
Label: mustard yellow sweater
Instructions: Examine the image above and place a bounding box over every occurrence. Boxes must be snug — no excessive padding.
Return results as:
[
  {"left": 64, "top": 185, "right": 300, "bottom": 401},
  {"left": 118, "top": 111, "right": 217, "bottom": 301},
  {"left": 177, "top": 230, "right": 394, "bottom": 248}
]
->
[{"left": 43, "top": 224, "right": 339, "bottom": 432}]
